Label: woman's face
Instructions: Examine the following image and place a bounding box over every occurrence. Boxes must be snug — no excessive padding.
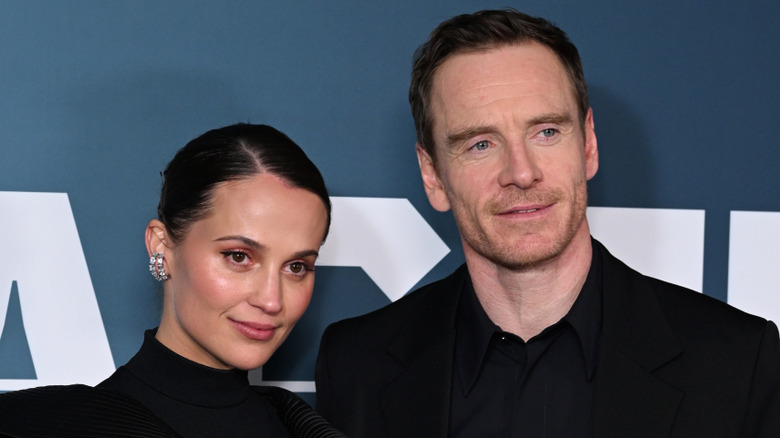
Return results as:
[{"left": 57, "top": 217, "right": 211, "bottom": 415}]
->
[{"left": 150, "top": 173, "right": 328, "bottom": 370}]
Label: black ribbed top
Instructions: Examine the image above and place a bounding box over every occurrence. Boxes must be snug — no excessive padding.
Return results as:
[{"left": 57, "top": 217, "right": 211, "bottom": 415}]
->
[{"left": 98, "top": 329, "right": 291, "bottom": 438}]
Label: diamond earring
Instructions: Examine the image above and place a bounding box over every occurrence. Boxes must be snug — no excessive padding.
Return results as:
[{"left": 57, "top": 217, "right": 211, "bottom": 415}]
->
[{"left": 149, "top": 252, "right": 169, "bottom": 281}]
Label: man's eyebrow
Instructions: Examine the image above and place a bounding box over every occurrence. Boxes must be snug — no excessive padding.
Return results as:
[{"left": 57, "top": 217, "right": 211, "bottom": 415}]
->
[
  {"left": 527, "top": 113, "right": 574, "bottom": 126},
  {"left": 214, "top": 235, "right": 265, "bottom": 250},
  {"left": 445, "top": 125, "right": 497, "bottom": 149},
  {"left": 444, "top": 113, "right": 575, "bottom": 148}
]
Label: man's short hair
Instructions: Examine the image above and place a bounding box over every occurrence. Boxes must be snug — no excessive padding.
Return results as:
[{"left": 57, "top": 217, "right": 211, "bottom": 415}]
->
[{"left": 409, "top": 8, "right": 589, "bottom": 164}]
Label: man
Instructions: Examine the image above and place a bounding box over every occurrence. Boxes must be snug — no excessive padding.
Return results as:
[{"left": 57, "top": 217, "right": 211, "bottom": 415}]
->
[{"left": 315, "top": 9, "right": 780, "bottom": 438}]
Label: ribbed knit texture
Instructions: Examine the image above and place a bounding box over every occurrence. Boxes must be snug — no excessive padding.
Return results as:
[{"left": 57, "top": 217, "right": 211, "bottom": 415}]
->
[
  {"left": 258, "top": 386, "right": 346, "bottom": 438},
  {"left": 0, "top": 384, "right": 180, "bottom": 437}
]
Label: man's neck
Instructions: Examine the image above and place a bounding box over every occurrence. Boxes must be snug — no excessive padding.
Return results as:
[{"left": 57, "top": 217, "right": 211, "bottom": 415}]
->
[{"left": 465, "top": 226, "right": 593, "bottom": 341}]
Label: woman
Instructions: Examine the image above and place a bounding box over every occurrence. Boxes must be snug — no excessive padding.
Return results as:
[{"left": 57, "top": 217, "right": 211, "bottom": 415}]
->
[{"left": 0, "top": 124, "right": 344, "bottom": 437}]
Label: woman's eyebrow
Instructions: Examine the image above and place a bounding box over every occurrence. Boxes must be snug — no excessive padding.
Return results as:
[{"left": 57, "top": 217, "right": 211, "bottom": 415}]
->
[{"left": 214, "top": 235, "right": 265, "bottom": 250}]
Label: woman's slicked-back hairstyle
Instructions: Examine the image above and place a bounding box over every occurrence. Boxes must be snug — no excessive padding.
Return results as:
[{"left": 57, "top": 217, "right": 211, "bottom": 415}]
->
[{"left": 158, "top": 123, "right": 331, "bottom": 244}]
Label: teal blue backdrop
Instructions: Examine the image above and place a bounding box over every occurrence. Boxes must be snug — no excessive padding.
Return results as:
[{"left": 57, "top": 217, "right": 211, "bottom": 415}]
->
[{"left": 1, "top": 1, "right": 779, "bottom": 406}]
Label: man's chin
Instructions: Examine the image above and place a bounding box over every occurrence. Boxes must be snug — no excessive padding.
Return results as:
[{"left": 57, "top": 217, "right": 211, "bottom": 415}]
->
[{"left": 477, "top": 238, "right": 565, "bottom": 270}]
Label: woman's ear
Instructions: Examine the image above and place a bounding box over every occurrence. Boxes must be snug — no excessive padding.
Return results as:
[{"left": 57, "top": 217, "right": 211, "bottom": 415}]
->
[{"left": 145, "top": 219, "right": 170, "bottom": 256}]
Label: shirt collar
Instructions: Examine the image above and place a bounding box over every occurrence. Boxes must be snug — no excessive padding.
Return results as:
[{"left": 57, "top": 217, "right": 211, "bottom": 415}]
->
[
  {"left": 454, "top": 242, "right": 603, "bottom": 396},
  {"left": 454, "top": 277, "right": 496, "bottom": 396},
  {"left": 564, "top": 240, "right": 602, "bottom": 381}
]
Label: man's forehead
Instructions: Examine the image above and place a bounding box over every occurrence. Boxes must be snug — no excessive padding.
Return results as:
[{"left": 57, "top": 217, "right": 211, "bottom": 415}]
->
[
  {"left": 433, "top": 42, "right": 560, "bottom": 82},
  {"left": 429, "top": 43, "right": 577, "bottom": 131}
]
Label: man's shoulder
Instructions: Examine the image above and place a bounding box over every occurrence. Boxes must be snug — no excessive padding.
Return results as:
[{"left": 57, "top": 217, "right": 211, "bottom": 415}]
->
[
  {"left": 599, "top": 241, "right": 772, "bottom": 339},
  {"left": 323, "top": 264, "right": 467, "bottom": 340},
  {"left": 646, "top": 273, "right": 771, "bottom": 335}
]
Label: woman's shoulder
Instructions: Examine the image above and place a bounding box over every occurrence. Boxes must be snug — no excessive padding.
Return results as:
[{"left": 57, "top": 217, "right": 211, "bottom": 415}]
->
[
  {"left": 253, "top": 386, "right": 347, "bottom": 438},
  {"left": 0, "top": 384, "right": 180, "bottom": 437}
]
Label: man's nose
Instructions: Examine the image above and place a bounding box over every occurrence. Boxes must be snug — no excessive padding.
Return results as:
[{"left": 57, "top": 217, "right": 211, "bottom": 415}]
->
[{"left": 497, "top": 142, "right": 542, "bottom": 189}]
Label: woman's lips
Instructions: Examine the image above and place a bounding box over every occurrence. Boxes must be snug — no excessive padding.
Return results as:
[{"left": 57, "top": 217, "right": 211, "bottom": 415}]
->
[{"left": 229, "top": 319, "right": 277, "bottom": 341}]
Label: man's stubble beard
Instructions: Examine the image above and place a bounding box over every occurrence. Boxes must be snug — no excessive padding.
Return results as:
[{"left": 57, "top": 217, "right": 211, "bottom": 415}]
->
[{"left": 453, "top": 182, "right": 589, "bottom": 271}]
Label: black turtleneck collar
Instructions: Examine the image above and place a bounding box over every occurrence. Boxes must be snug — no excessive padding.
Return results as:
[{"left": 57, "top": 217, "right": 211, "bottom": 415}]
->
[
  {"left": 98, "top": 328, "right": 290, "bottom": 437},
  {"left": 122, "top": 329, "right": 252, "bottom": 407}
]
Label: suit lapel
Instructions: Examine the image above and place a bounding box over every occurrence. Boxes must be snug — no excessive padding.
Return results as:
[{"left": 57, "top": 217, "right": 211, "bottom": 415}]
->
[
  {"left": 379, "top": 266, "right": 467, "bottom": 438},
  {"left": 374, "top": 245, "right": 687, "bottom": 437},
  {"left": 593, "top": 242, "right": 684, "bottom": 436}
]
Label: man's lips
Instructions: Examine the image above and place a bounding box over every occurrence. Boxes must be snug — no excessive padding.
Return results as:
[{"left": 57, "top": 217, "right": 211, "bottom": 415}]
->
[
  {"left": 497, "top": 204, "right": 552, "bottom": 215},
  {"left": 229, "top": 319, "right": 278, "bottom": 341}
]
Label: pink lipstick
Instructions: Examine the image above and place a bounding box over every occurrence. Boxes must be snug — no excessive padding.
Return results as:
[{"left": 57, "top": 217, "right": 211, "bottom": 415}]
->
[{"left": 229, "top": 319, "right": 277, "bottom": 341}]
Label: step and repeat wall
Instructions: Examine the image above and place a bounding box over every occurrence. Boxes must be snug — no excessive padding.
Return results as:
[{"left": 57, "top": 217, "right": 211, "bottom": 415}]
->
[{"left": 1, "top": 1, "right": 779, "bottom": 404}]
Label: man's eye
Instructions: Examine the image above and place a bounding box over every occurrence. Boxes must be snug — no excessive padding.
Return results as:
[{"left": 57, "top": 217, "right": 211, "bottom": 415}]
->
[
  {"left": 471, "top": 140, "right": 489, "bottom": 151},
  {"left": 540, "top": 128, "right": 558, "bottom": 137}
]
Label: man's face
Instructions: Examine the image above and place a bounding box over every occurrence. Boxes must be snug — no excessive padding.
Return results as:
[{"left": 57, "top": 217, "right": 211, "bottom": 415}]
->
[{"left": 417, "top": 43, "right": 598, "bottom": 269}]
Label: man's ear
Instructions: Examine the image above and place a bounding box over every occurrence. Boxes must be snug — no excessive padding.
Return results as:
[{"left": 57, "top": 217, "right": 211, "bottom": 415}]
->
[
  {"left": 145, "top": 219, "right": 170, "bottom": 256},
  {"left": 416, "top": 143, "right": 451, "bottom": 212},
  {"left": 584, "top": 108, "right": 599, "bottom": 180}
]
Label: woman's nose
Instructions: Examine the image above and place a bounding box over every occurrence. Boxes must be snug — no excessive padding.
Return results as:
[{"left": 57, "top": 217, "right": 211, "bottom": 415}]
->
[{"left": 248, "top": 272, "right": 283, "bottom": 314}]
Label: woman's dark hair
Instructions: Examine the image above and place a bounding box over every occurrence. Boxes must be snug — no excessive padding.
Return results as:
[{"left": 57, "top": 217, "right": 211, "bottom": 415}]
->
[{"left": 158, "top": 123, "right": 331, "bottom": 244}]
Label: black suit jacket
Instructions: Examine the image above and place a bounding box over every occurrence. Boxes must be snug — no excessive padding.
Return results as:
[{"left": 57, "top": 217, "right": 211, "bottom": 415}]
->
[{"left": 315, "top": 240, "right": 780, "bottom": 437}]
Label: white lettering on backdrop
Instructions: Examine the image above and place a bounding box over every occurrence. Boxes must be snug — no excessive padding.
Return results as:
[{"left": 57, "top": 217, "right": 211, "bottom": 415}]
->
[
  {"left": 727, "top": 211, "right": 780, "bottom": 324},
  {"left": 0, "top": 192, "right": 114, "bottom": 391},
  {"left": 1, "top": 193, "right": 777, "bottom": 392}
]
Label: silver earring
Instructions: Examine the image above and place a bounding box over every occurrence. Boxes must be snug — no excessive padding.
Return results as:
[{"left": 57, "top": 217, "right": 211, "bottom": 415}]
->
[{"left": 149, "top": 252, "right": 169, "bottom": 281}]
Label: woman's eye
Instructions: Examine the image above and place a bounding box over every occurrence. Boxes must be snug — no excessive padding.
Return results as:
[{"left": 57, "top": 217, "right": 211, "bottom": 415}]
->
[
  {"left": 221, "top": 251, "right": 250, "bottom": 265},
  {"left": 286, "top": 261, "right": 314, "bottom": 278}
]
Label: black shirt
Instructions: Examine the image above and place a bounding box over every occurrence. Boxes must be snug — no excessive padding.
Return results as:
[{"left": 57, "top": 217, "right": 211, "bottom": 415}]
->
[
  {"left": 98, "top": 329, "right": 292, "bottom": 438},
  {"left": 450, "top": 245, "right": 602, "bottom": 437}
]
